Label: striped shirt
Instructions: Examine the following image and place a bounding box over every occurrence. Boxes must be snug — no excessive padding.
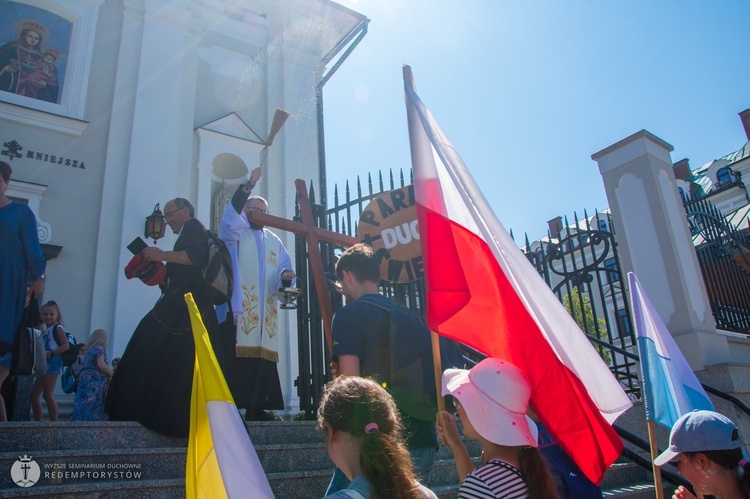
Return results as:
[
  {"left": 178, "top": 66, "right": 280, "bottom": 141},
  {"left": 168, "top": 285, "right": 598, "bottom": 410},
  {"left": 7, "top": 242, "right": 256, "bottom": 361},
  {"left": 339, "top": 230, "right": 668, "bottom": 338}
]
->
[{"left": 458, "top": 459, "right": 529, "bottom": 499}]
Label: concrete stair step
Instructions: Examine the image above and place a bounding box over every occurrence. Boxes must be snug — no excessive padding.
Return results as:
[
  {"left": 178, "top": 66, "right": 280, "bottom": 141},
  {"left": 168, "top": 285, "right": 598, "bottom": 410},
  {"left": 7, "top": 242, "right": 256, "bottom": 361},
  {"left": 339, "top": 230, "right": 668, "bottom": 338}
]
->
[
  {"left": 602, "top": 483, "right": 658, "bottom": 498},
  {"left": 1, "top": 477, "right": 667, "bottom": 499},
  {"left": 0, "top": 465, "right": 337, "bottom": 498},
  {"left": 435, "top": 438, "right": 481, "bottom": 459},
  {"left": 600, "top": 461, "right": 649, "bottom": 490},
  {"left": 0, "top": 420, "right": 669, "bottom": 498},
  {"left": 1, "top": 443, "right": 340, "bottom": 483},
  {"left": 0, "top": 478, "right": 184, "bottom": 498},
  {"left": 266, "top": 469, "right": 332, "bottom": 498},
  {"left": 257, "top": 443, "right": 331, "bottom": 473},
  {"left": 427, "top": 458, "right": 470, "bottom": 488},
  {"left": 431, "top": 484, "right": 460, "bottom": 498},
  {"left": 2, "top": 422, "right": 186, "bottom": 452},
  {"left": 2, "top": 420, "right": 326, "bottom": 452},
  {"left": 246, "top": 420, "right": 326, "bottom": 446}
]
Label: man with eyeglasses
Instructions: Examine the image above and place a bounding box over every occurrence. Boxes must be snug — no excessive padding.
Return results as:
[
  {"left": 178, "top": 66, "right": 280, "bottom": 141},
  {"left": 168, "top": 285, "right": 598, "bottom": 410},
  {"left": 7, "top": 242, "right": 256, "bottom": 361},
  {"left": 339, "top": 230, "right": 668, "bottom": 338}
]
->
[
  {"left": 106, "top": 197, "right": 222, "bottom": 437},
  {"left": 219, "top": 166, "right": 295, "bottom": 421}
]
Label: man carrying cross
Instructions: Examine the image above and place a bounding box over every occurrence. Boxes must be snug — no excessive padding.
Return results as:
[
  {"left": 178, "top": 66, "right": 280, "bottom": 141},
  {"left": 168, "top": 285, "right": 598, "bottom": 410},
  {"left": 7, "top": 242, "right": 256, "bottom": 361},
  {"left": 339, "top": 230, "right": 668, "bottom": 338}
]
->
[{"left": 219, "top": 166, "right": 295, "bottom": 421}]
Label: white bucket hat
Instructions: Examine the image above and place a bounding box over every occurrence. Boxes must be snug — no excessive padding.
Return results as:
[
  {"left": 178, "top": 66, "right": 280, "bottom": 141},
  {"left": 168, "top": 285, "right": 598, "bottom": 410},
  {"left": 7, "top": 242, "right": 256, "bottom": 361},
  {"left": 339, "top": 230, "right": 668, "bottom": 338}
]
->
[{"left": 442, "top": 358, "right": 538, "bottom": 447}]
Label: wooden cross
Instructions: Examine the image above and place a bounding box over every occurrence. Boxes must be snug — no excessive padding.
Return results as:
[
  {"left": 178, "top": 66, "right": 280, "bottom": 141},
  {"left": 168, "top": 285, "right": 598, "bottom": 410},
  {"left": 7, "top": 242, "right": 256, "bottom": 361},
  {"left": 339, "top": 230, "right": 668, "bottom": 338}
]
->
[
  {"left": 246, "top": 179, "right": 357, "bottom": 354},
  {"left": 250, "top": 179, "right": 447, "bottom": 427}
]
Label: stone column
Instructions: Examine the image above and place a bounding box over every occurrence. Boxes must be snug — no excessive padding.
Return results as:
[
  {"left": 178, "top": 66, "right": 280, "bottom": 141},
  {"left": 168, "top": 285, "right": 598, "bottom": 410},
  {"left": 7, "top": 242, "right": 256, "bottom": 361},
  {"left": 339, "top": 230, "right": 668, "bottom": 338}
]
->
[
  {"left": 96, "top": 0, "right": 202, "bottom": 357},
  {"left": 592, "top": 130, "right": 730, "bottom": 370}
]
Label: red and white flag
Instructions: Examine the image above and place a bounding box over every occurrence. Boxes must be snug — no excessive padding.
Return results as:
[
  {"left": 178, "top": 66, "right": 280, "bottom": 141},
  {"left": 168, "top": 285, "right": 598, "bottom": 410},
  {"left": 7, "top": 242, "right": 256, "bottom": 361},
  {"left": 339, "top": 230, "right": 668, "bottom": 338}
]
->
[{"left": 403, "top": 65, "right": 631, "bottom": 484}]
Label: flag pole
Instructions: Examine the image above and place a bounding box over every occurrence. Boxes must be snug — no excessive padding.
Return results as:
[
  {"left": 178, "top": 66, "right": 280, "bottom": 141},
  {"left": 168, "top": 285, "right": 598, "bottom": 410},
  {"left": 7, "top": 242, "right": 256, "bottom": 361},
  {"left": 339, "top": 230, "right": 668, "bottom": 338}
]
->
[
  {"left": 430, "top": 330, "right": 446, "bottom": 444},
  {"left": 647, "top": 419, "right": 665, "bottom": 499}
]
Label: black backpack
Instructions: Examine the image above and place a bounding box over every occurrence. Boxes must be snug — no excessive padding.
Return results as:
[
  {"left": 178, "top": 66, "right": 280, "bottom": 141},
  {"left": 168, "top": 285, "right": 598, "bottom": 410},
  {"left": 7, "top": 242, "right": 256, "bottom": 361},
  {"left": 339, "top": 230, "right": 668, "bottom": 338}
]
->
[
  {"left": 358, "top": 296, "right": 465, "bottom": 421},
  {"left": 57, "top": 325, "right": 79, "bottom": 367},
  {"left": 202, "top": 230, "right": 233, "bottom": 306}
]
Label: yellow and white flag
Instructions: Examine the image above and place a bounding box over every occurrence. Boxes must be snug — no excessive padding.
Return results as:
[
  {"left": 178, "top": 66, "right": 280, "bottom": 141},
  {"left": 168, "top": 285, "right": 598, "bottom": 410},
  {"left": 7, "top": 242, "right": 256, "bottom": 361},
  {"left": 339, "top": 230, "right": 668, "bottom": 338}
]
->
[{"left": 185, "top": 293, "right": 274, "bottom": 499}]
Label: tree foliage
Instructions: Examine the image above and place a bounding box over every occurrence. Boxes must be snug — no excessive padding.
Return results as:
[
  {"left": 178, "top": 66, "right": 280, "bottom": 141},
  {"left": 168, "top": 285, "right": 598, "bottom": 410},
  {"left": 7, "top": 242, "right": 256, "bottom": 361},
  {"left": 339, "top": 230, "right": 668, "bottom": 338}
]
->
[{"left": 563, "top": 286, "right": 612, "bottom": 365}]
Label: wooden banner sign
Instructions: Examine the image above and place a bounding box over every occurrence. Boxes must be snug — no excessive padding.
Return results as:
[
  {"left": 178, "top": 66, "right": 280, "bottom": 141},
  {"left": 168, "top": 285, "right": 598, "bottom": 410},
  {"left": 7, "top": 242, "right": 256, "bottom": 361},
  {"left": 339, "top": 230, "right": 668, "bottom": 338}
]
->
[{"left": 356, "top": 185, "right": 423, "bottom": 283}]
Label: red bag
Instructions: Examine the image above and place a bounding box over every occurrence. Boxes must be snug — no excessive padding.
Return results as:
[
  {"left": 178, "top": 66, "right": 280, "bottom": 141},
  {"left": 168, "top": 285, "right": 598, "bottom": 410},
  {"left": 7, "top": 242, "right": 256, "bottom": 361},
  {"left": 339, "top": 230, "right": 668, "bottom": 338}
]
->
[{"left": 124, "top": 253, "right": 166, "bottom": 286}]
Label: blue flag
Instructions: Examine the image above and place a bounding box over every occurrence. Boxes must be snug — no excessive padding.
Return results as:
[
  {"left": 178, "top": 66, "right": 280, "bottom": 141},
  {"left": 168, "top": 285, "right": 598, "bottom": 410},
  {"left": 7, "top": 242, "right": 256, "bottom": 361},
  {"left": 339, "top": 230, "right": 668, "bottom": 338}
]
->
[{"left": 629, "top": 273, "right": 714, "bottom": 429}]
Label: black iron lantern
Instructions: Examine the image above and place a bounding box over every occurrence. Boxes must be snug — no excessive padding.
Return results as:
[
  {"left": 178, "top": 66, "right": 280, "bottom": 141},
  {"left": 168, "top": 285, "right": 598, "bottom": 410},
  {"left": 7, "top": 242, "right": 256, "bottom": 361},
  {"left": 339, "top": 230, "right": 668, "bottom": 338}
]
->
[{"left": 145, "top": 203, "right": 166, "bottom": 243}]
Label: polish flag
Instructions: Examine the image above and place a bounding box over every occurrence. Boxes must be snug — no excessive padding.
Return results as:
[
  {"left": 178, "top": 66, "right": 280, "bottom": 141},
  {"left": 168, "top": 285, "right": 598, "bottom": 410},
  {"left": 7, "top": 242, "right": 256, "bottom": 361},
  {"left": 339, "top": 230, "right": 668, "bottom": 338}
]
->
[{"left": 403, "top": 65, "right": 631, "bottom": 484}]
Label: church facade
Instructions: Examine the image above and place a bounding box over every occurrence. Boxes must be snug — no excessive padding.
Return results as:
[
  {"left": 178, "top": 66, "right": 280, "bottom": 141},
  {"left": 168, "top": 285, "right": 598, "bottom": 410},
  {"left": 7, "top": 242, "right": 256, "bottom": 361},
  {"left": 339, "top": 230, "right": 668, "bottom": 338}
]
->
[{"left": 0, "top": 0, "right": 367, "bottom": 414}]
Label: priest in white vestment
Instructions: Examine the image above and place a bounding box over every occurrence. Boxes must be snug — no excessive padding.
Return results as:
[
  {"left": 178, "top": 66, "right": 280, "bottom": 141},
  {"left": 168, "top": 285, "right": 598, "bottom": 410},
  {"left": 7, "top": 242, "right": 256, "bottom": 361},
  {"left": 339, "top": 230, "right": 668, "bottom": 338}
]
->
[{"left": 219, "top": 167, "right": 295, "bottom": 420}]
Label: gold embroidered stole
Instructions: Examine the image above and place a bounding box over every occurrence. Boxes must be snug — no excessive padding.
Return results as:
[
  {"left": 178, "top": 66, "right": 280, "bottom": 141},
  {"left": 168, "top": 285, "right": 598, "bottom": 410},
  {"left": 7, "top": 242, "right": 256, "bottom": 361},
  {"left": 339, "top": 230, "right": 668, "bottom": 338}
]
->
[{"left": 235, "top": 229, "right": 280, "bottom": 362}]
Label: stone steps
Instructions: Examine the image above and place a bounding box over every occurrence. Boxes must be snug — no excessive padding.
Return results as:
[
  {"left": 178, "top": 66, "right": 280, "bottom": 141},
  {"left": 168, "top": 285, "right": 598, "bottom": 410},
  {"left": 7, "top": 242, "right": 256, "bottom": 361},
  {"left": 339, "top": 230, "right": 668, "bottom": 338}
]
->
[
  {"left": 0, "top": 420, "right": 671, "bottom": 498},
  {"left": 0, "top": 479, "right": 185, "bottom": 499}
]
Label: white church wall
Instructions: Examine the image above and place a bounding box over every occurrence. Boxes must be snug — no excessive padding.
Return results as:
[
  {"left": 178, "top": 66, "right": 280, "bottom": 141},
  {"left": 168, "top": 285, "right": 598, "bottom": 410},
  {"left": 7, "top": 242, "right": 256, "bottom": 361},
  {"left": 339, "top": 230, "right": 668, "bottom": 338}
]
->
[
  {"left": 2, "top": 0, "right": 366, "bottom": 413},
  {"left": 0, "top": 0, "right": 119, "bottom": 347}
]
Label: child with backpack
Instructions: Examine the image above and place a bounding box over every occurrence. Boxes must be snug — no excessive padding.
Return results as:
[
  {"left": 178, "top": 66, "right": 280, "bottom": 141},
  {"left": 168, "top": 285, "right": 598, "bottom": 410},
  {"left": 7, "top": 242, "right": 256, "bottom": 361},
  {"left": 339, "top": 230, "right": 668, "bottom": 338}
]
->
[
  {"left": 328, "top": 244, "right": 440, "bottom": 494},
  {"left": 30, "top": 300, "right": 69, "bottom": 421}
]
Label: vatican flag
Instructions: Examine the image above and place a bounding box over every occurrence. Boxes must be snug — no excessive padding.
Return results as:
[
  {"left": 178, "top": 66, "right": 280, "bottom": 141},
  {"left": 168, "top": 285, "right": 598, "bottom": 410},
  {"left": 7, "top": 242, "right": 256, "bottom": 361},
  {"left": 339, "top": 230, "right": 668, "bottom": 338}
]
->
[{"left": 185, "top": 293, "right": 274, "bottom": 499}]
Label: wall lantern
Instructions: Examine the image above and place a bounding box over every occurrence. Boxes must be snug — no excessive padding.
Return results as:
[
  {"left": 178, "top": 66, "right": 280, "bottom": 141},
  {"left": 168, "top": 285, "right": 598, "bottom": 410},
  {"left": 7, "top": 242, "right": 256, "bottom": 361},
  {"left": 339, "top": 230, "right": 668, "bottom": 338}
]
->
[{"left": 145, "top": 203, "right": 166, "bottom": 243}]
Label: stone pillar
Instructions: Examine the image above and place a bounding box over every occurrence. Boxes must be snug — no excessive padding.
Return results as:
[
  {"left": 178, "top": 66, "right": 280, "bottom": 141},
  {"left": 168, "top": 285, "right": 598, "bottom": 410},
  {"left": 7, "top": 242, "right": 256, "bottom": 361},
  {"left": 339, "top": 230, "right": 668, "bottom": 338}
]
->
[
  {"left": 591, "top": 130, "right": 730, "bottom": 370},
  {"left": 96, "top": 0, "right": 202, "bottom": 357}
]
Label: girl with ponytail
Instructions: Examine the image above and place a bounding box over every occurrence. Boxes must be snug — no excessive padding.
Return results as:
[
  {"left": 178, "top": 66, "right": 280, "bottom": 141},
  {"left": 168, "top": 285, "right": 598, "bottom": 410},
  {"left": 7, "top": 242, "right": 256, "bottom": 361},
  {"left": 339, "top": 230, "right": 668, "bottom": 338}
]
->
[
  {"left": 30, "top": 300, "right": 69, "bottom": 421},
  {"left": 437, "top": 358, "right": 560, "bottom": 499},
  {"left": 318, "top": 376, "right": 437, "bottom": 498}
]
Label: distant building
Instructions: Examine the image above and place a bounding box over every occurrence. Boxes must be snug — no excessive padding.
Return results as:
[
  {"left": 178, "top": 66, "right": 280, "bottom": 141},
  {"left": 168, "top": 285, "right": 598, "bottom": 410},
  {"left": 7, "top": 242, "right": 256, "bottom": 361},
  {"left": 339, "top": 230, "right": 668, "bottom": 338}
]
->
[
  {"left": 674, "top": 109, "right": 750, "bottom": 227},
  {"left": 519, "top": 109, "right": 750, "bottom": 382}
]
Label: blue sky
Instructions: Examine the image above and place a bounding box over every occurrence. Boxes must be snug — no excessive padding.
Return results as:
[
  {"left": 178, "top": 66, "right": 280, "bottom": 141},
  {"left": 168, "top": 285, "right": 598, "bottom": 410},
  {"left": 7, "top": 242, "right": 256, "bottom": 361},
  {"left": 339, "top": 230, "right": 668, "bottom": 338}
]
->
[{"left": 322, "top": 0, "right": 750, "bottom": 240}]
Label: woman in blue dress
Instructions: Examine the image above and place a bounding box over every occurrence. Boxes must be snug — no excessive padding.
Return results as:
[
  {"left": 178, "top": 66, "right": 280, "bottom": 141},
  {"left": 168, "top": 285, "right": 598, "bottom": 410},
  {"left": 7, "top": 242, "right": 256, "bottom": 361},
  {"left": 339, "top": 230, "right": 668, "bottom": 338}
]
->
[
  {"left": 71, "top": 329, "right": 113, "bottom": 421},
  {"left": 0, "top": 161, "right": 46, "bottom": 421}
]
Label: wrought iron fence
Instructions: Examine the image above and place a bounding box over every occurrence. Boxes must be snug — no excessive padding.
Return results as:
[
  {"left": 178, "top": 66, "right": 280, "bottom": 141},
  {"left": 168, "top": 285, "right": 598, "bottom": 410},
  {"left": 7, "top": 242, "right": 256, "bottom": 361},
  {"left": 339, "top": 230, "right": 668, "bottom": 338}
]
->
[
  {"left": 683, "top": 197, "right": 750, "bottom": 333},
  {"left": 294, "top": 172, "right": 416, "bottom": 418},
  {"left": 516, "top": 210, "right": 638, "bottom": 396},
  {"left": 293, "top": 169, "right": 639, "bottom": 417}
]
